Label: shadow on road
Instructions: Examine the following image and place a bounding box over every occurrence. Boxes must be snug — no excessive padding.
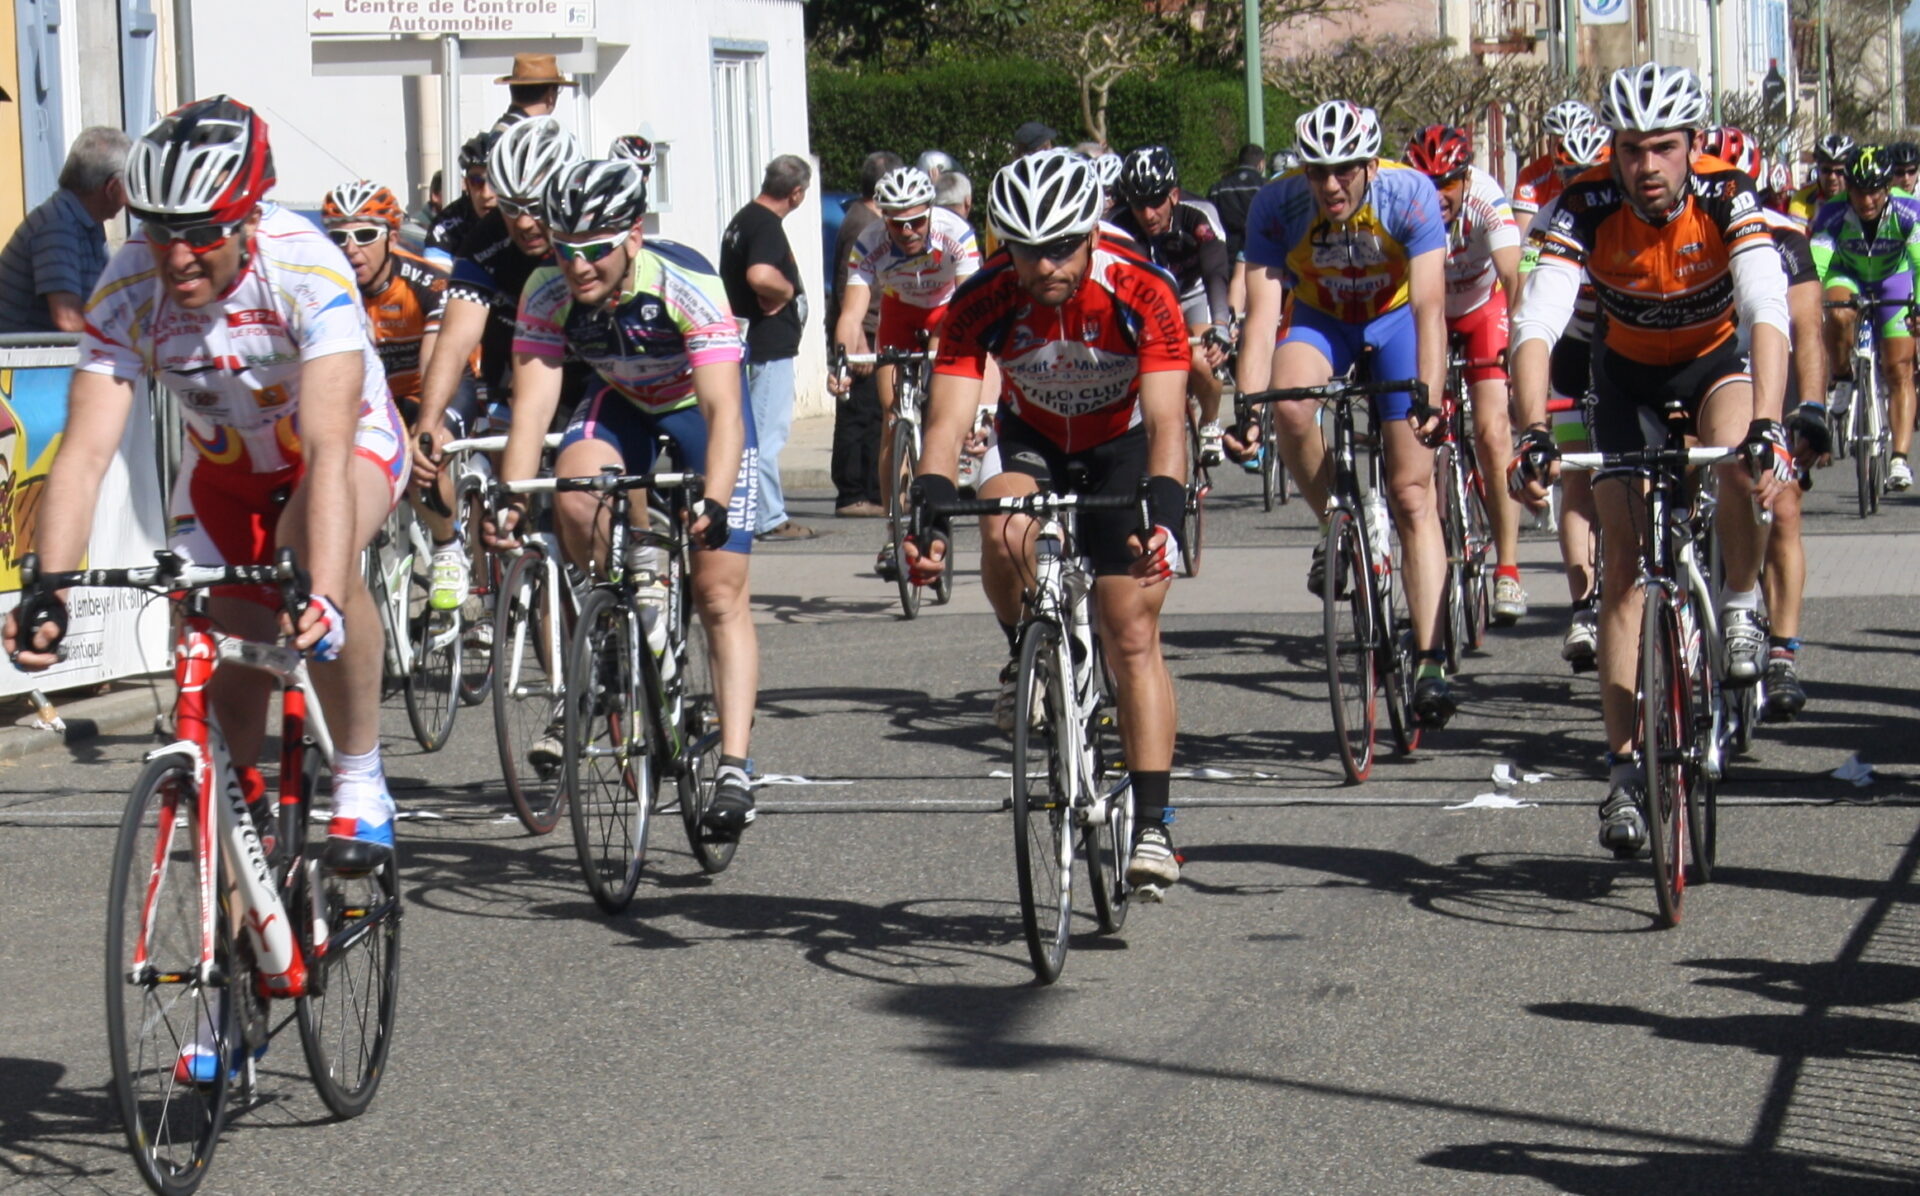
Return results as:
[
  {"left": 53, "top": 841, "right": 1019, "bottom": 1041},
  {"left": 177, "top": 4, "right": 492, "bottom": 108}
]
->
[{"left": 1421, "top": 1140, "right": 1916, "bottom": 1195}]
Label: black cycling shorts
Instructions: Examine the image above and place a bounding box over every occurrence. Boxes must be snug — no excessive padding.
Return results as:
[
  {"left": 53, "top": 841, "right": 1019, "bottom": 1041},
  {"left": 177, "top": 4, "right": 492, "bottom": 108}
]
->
[
  {"left": 994, "top": 410, "right": 1147, "bottom": 577},
  {"left": 1589, "top": 336, "right": 1748, "bottom": 470}
]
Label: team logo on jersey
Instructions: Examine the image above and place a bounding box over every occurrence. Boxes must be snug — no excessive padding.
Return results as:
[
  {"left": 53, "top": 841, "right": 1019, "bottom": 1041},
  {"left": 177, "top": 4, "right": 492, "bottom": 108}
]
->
[
  {"left": 1082, "top": 319, "right": 1101, "bottom": 341},
  {"left": 227, "top": 309, "right": 282, "bottom": 328},
  {"left": 252, "top": 383, "right": 291, "bottom": 409},
  {"left": 641, "top": 303, "right": 661, "bottom": 322}
]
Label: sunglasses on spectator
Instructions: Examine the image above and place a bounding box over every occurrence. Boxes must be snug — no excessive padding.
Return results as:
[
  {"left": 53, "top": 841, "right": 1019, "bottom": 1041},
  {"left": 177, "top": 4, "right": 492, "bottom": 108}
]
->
[
  {"left": 143, "top": 219, "right": 243, "bottom": 253},
  {"left": 1304, "top": 162, "right": 1367, "bottom": 183},
  {"left": 1008, "top": 234, "right": 1088, "bottom": 264},
  {"left": 552, "top": 231, "right": 629, "bottom": 264},
  {"left": 328, "top": 226, "right": 386, "bottom": 248}
]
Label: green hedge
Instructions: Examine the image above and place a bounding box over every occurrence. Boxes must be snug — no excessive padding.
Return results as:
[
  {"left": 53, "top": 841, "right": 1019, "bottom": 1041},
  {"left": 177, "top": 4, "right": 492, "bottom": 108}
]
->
[{"left": 810, "top": 60, "right": 1303, "bottom": 196}]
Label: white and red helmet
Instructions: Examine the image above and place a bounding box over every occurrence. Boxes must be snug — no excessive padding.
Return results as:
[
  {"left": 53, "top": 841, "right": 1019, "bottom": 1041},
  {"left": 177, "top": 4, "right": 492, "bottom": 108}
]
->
[
  {"left": 1701, "top": 125, "right": 1762, "bottom": 185},
  {"left": 125, "top": 95, "right": 275, "bottom": 224}
]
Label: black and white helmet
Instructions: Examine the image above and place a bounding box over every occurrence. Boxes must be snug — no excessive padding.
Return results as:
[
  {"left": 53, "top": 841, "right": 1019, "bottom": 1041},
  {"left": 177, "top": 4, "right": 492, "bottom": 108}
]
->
[
  {"left": 873, "top": 166, "right": 936, "bottom": 212},
  {"left": 1814, "top": 132, "right": 1857, "bottom": 166},
  {"left": 488, "top": 115, "right": 583, "bottom": 205},
  {"left": 541, "top": 159, "right": 647, "bottom": 237},
  {"left": 1543, "top": 100, "right": 1596, "bottom": 140},
  {"left": 1118, "top": 145, "right": 1178, "bottom": 202},
  {"left": 1599, "top": 62, "right": 1708, "bottom": 133},
  {"left": 988, "top": 148, "right": 1102, "bottom": 245},
  {"left": 1295, "top": 100, "right": 1382, "bottom": 164}
]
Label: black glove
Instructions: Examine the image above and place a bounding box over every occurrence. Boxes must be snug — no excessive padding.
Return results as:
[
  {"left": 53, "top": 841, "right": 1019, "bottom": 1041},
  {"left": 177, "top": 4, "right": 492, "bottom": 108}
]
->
[
  {"left": 696, "top": 497, "right": 731, "bottom": 550},
  {"left": 908, "top": 474, "right": 957, "bottom": 569},
  {"left": 1743, "top": 417, "right": 1795, "bottom": 486},
  {"left": 1507, "top": 425, "right": 1558, "bottom": 495},
  {"left": 1787, "top": 403, "right": 1832, "bottom": 459},
  {"left": 1142, "top": 474, "right": 1186, "bottom": 558},
  {"left": 11, "top": 590, "right": 69, "bottom": 662}
]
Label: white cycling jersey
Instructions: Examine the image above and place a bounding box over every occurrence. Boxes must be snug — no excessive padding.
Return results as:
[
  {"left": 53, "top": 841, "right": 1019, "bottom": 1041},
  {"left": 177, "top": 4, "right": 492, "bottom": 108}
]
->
[
  {"left": 845, "top": 205, "right": 981, "bottom": 309},
  {"left": 79, "top": 203, "right": 389, "bottom": 474},
  {"left": 1443, "top": 166, "right": 1521, "bottom": 320}
]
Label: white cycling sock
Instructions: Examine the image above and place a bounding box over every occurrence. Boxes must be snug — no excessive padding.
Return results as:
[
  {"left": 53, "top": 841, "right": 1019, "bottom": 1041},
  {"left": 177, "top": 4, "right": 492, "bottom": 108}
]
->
[
  {"left": 331, "top": 746, "right": 393, "bottom": 825},
  {"left": 1721, "top": 588, "right": 1759, "bottom": 614}
]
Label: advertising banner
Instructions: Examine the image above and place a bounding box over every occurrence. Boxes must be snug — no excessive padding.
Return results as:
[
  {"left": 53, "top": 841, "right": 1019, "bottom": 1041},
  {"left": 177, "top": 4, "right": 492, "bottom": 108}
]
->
[{"left": 1581, "top": 0, "right": 1630, "bottom": 25}]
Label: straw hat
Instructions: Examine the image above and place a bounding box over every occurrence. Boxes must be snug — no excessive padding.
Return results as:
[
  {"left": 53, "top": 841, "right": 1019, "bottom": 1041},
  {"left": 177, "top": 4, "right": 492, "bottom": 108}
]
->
[{"left": 495, "top": 53, "right": 577, "bottom": 88}]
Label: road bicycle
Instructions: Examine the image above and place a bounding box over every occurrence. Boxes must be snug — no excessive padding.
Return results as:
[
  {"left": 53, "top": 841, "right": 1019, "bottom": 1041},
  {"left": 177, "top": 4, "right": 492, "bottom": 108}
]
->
[
  {"left": 1434, "top": 341, "right": 1498, "bottom": 672},
  {"left": 1823, "top": 294, "right": 1902, "bottom": 518},
  {"left": 15, "top": 550, "right": 401, "bottom": 1194},
  {"left": 1242, "top": 375, "right": 1428, "bottom": 784},
  {"left": 503, "top": 465, "right": 730, "bottom": 912},
  {"left": 361, "top": 503, "right": 456, "bottom": 751},
  {"left": 834, "top": 344, "right": 954, "bottom": 617},
  {"left": 918, "top": 481, "right": 1138, "bottom": 984},
  {"left": 421, "top": 430, "right": 536, "bottom": 706}
]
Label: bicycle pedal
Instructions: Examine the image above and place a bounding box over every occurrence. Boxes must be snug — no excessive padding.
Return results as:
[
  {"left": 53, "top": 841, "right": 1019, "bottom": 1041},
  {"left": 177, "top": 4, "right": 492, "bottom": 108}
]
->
[{"left": 1132, "top": 882, "right": 1166, "bottom": 904}]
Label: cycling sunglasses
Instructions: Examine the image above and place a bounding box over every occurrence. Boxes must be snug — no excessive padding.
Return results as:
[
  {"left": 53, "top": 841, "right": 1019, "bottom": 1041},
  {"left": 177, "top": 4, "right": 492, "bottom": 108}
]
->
[
  {"left": 143, "top": 218, "right": 243, "bottom": 254},
  {"left": 463, "top": 169, "right": 489, "bottom": 188},
  {"left": 1127, "top": 190, "right": 1174, "bottom": 209},
  {"left": 1304, "top": 161, "right": 1367, "bottom": 183},
  {"left": 1008, "top": 234, "right": 1088, "bottom": 264},
  {"left": 552, "top": 231, "right": 628, "bottom": 264},
  {"left": 496, "top": 196, "right": 540, "bottom": 219},
  {"left": 885, "top": 211, "right": 930, "bottom": 230},
  {"left": 328, "top": 226, "right": 386, "bottom": 248}
]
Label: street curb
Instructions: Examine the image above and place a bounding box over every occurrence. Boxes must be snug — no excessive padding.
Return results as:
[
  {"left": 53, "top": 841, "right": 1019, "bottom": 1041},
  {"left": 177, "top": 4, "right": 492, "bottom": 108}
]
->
[
  {"left": 781, "top": 467, "right": 834, "bottom": 493},
  {"left": 0, "top": 681, "right": 170, "bottom": 766}
]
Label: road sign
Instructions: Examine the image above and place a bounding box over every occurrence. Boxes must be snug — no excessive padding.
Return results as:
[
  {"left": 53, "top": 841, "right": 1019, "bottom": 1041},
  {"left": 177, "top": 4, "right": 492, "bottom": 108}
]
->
[{"left": 308, "top": 0, "right": 596, "bottom": 38}]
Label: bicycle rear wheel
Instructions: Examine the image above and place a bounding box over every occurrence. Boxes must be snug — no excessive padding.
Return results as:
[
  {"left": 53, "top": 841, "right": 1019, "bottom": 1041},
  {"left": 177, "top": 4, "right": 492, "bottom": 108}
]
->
[
  {"left": 1688, "top": 607, "right": 1719, "bottom": 886},
  {"left": 458, "top": 485, "right": 499, "bottom": 705},
  {"left": 402, "top": 543, "right": 459, "bottom": 752},
  {"left": 295, "top": 754, "right": 401, "bottom": 1118},
  {"left": 1854, "top": 354, "right": 1877, "bottom": 518},
  {"left": 1182, "top": 421, "right": 1207, "bottom": 578},
  {"left": 107, "top": 753, "right": 232, "bottom": 1196},
  {"left": 1639, "top": 590, "right": 1690, "bottom": 927},
  {"left": 493, "top": 550, "right": 566, "bottom": 834},
  {"left": 677, "top": 600, "right": 737, "bottom": 874},
  {"left": 1011, "top": 619, "right": 1073, "bottom": 983},
  {"left": 1323, "top": 510, "right": 1378, "bottom": 783},
  {"left": 566, "top": 587, "right": 657, "bottom": 913}
]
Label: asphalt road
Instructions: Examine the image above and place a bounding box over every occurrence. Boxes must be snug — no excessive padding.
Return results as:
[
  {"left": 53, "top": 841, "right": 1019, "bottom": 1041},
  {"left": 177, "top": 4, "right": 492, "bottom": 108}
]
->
[{"left": 5, "top": 461, "right": 1920, "bottom": 1195}]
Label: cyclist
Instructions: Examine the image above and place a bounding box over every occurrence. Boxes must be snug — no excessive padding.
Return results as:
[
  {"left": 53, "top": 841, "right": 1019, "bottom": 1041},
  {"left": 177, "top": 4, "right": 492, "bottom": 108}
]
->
[
  {"left": 1810, "top": 143, "right": 1920, "bottom": 492},
  {"left": 1093, "top": 151, "right": 1125, "bottom": 219},
  {"left": 498, "top": 158, "right": 763, "bottom": 837},
  {"left": 905, "top": 149, "right": 1190, "bottom": 891},
  {"left": 826, "top": 165, "right": 981, "bottom": 580},
  {"left": 1111, "top": 145, "right": 1233, "bottom": 466},
  {"left": 609, "top": 132, "right": 656, "bottom": 184},
  {"left": 1229, "top": 99, "right": 1457, "bottom": 726},
  {"left": 1890, "top": 141, "right": 1920, "bottom": 196},
  {"left": 3, "top": 96, "right": 408, "bottom": 873},
  {"left": 1404, "top": 124, "right": 1529, "bottom": 625},
  {"left": 426, "top": 131, "right": 498, "bottom": 267},
  {"left": 411, "top": 115, "right": 587, "bottom": 602},
  {"left": 1512, "top": 100, "right": 1596, "bottom": 236},
  {"left": 1789, "top": 132, "right": 1854, "bottom": 230},
  {"left": 1517, "top": 120, "right": 1612, "bottom": 667},
  {"left": 1510, "top": 63, "right": 1792, "bottom": 857}
]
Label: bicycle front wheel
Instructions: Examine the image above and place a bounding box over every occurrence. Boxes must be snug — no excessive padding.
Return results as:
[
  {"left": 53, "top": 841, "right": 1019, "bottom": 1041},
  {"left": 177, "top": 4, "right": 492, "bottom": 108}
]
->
[
  {"left": 1324, "top": 510, "right": 1378, "bottom": 783},
  {"left": 566, "top": 587, "right": 657, "bottom": 913},
  {"left": 494, "top": 550, "right": 566, "bottom": 834},
  {"left": 1639, "top": 590, "right": 1691, "bottom": 927},
  {"left": 1260, "top": 406, "right": 1284, "bottom": 510},
  {"left": 1183, "top": 420, "right": 1207, "bottom": 578},
  {"left": 890, "top": 418, "right": 922, "bottom": 619},
  {"left": 107, "top": 753, "right": 232, "bottom": 1196},
  {"left": 1011, "top": 619, "right": 1073, "bottom": 983},
  {"left": 676, "top": 600, "right": 736, "bottom": 874},
  {"left": 402, "top": 548, "right": 459, "bottom": 752},
  {"left": 458, "top": 484, "right": 499, "bottom": 705},
  {"left": 1084, "top": 652, "right": 1129, "bottom": 934},
  {"left": 295, "top": 753, "right": 401, "bottom": 1119}
]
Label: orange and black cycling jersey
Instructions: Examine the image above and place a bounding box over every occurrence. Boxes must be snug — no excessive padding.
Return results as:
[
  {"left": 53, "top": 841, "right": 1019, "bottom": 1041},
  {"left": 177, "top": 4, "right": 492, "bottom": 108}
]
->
[
  {"left": 360, "top": 246, "right": 446, "bottom": 403},
  {"left": 1533, "top": 155, "right": 1774, "bottom": 366}
]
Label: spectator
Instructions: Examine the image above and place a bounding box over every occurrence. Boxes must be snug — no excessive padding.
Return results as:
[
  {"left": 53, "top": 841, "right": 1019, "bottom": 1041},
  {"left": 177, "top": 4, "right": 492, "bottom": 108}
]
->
[
  {"left": 1208, "top": 142, "right": 1267, "bottom": 315},
  {"left": 828, "top": 150, "right": 902, "bottom": 518},
  {"left": 491, "top": 53, "right": 575, "bottom": 133},
  {"left": 1013, "top": 121, "right": 1056, "bottom": 157},
  {"left": 934, "top": 169, "right": 972, "bottom": 220},
  {"left": 721, "top": 153, "right": 814, "bottom": 540},
  {"left": 916, "top": 149, "right": 956, "bottom": 184},
  {"left": 0, "top": 126, "right": 131, "bottom": 335}
]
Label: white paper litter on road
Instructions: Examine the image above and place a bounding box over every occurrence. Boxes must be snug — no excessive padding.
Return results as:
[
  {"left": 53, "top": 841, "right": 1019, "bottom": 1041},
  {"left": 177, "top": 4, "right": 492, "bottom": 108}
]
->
[
  {"left": 751, "top": 774, "right": 854, "bottom": 788},
  {"left": 1832, "top": 754, "right": 1874, "bottom": 787},
  {"left": 1446, "top": 793, "right": 1538, "bottom": 811},
  {"left": 1490, "top": 763, "right": 1552, "bottom": 790}
]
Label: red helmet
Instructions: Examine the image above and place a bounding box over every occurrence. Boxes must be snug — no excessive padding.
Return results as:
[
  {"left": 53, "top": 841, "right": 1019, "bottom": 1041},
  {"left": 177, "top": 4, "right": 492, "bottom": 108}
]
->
[
  {"left": 1405, "top": 125, "right": 1473, "bottom": 184},
  {"left": 1701, "top": 125, "right": 1761, "bottom": 185},
  {"left": 125, "top": 95, "right": 275, "bottom": 225}
]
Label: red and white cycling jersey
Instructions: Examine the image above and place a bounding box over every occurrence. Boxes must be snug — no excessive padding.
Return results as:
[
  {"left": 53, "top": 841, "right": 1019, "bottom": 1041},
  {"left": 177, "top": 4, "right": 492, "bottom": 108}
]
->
[
  {"left": 1510, "top": 154, "right": 1562, "bottom": 223},
  {"left": 845, "top": 205, "right": 981, "bottom": 310},
  {"left": 1443, "top": 166, "right": 1521, "bottom": 320},
  {"left": 79, "top": 203, "right": 389, "bottom": 474},
  {"left": 934, "top": 227, "right": 1188, "bottom": 453}
]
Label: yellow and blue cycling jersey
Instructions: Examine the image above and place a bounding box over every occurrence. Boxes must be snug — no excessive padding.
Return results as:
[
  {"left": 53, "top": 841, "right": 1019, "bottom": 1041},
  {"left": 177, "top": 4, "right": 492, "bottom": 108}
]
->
[{"left": 1243, "top": 162, "right": 1448, "bottom": 323}]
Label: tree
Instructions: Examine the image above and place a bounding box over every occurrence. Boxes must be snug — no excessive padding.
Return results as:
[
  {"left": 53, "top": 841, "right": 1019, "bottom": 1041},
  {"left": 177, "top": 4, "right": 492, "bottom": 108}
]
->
[
  {"left": 1026, "top": 0, "right": 1175, "bottom": 146},
  {"left": 1792, "top": 0, "right": 1907, "bottom": 136},
  {"left": 1265, "top": 35, "right": 1453, "bottom": 132},
  {"left": 1487, "top": 60, "right": 1609, "bottom": 161},
  {"left": 806, "top": 0, "right": 1035, "bottom": 67},
  {"left": 1152, "top": 0, "right": 1362, "bottom": 71}
]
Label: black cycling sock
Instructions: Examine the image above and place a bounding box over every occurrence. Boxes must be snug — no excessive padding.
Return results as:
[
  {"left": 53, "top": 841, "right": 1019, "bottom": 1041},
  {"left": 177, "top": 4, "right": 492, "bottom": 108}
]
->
[
  {"left": 1132, "top": 770, "right": 1171, "bottom": 826},
  {"left": 1000, "top": 619, "right": 1020, "bottom": 651}
]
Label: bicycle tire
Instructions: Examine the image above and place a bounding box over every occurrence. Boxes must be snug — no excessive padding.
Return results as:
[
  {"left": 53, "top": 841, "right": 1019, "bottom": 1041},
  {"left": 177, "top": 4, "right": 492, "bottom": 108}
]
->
[
  {"left": 1259, "top": 405, "right": 1283, "bottom": 510},
  {"left": 1463, "top": 472, "right": 1493, "bottom": 649},
  {"left": 296, "top": 749, "right": 401, "bottom": 1118},
  {"left": 1437, "top": 442, "right": 1469, "bottom": 675},
  {"left": 676, "top": 596, "right": 736, "bottom": 873},
  {"left": 1639, "top": 591, "right": 1689, "bottom": 927},
  {"left": 458, "top": 485, "right": 498, "bottom": 705},
  {"left": 890, "top": 418, "right": 922, "bottom": 619},
  {"left": 1323, "top": 510, "right": 1377, "bottom": 783},
  {"left": 1011, "top": 619, "right": 1073, "bottom": 983},
  {"left": 493, "top": 549, "right": 567, "bottom": 835},
  {"left": 402, "top": 548, "right": 459, "bottom": 752},
  {"left": 1381, "top": 538, "right": 1421, "bottom": 756},
  {"left": 1084, "top": 650, "right": 1128, "bottom": 934},
  {"left": 1856, "top": 352, "right": 1876, "bottom": 518},
  {"left": 566, "top": 587, "right": 656, "bottom": 913},
  {"left": 1687, "top": 601, "right": 1718, "bottom": 886},
  {"left": 107, "top": 753, "right": 232, "bottom": 1196},
  {"left": 1182, "top": 420, "right": 1207, "bottom": 578}
]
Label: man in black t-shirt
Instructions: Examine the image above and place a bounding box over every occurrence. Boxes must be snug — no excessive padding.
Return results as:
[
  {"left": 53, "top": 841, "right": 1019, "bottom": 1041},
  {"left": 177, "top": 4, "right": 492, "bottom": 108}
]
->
[
  {"left": 720, "top": 154, "right": 813, "bottom": 540},
  {"left": 1208, "top": 142, "right": 1267, "bottom": 317}
]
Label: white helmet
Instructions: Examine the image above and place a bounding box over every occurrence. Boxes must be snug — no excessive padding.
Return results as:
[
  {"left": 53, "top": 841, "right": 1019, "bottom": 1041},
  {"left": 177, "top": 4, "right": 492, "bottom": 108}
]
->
[
  {"left": 488, "top": 115, "right": 582, "bottom": 206},
  {"left": 873, "top": 166, "right": 936, "bottom": 212},
  {"left": 1093, "top": 152, "right": 1124, "bottom": 191},
  {"left": 1543, "top": 100, "right": 1596, "bottom": 140},
  {"left": 988, "top": 148, "right": 1102, "bottom": 245},
  {"left": 916, "top": 149, "right": 956, "bottom": 178},
  {"left": 1295, "top": 100, "right": 1382, "bottom": 165},
  {"left": 1559, "top": 122, "right": 1612, "bottom": 169},
  {"left": 1600, "top": 62, "right": 1709, "bottom": 133}
]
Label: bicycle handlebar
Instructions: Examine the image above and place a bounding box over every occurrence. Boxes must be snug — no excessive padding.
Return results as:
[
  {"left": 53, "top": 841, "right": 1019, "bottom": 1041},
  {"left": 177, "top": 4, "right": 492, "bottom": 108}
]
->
[
  {"left": 1557, "top": 446, "right": 1738, "bottom": 472},
  {"left": 1241, "top": 377, "right": 1433, "bottom": 423},
  {"left": 921, "top": 491, "right": 1142, "bottom": 520},
  {"left": 441, "top": 432, "right": 564, "bottom": 455},
  {"left": 500, "top": 470, "right": 704, "bottom": 497}
]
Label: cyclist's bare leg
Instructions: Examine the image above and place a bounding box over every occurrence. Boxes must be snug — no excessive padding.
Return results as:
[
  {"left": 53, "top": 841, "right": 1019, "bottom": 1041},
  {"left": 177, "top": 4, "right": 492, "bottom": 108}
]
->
[
  {"left": 1094, "top": 574, "right": 1174, "bottom": 771},
  {"left": 1823, "top": 287, "right": 1855, "bottom": 379},
  {"left": 1557, "top": 437, "right": 1598, "bottom": 600},
  {"left": 552, "top": 439, "right": 643, "bottom": 574},
  {"left": 1470, "top": 376, "right": 1521, "bottom": 568},
  {"left": 976, "top": 469, "right": 1040, "bottom": 627},
  {"left": 1592, "top": 476, "right": 1647, "bottom": 754},
  {"left": 1699, "top": 380, "right": 1764, "bottom": 595},
  {"left": 1268, "top": 341, "right": 1334, "bottom": 515},
  {"left": 1188, "top": 334, "right": 1222, "bottom": 429},
  {"left": 1885, "top": 336, "right": 1915, "bottom": 457},
  {"left": 1380, "top": 418, "right": 1445, "bottom": 652},
  {"left": 689, "top": 549, "right": 757, "bottom": 759},
  {"left": 1763, "top": 480, "right": 1804, "bottom": 639}
]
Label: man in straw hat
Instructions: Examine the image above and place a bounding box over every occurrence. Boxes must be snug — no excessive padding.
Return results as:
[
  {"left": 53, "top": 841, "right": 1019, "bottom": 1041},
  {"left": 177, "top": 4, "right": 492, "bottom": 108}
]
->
[{"left": 492, "top": 52, "right": 577, "bottom": 133}]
